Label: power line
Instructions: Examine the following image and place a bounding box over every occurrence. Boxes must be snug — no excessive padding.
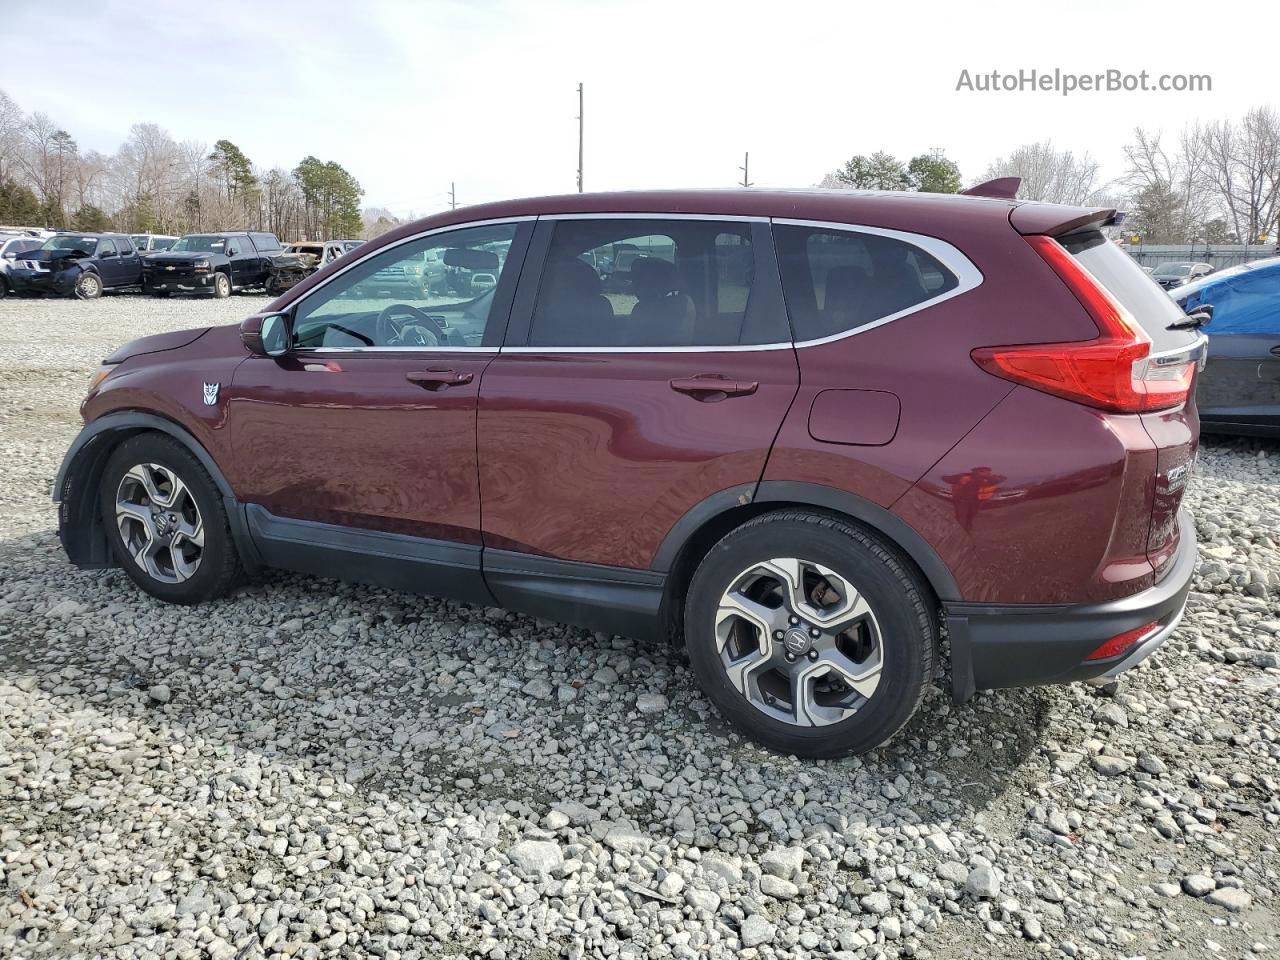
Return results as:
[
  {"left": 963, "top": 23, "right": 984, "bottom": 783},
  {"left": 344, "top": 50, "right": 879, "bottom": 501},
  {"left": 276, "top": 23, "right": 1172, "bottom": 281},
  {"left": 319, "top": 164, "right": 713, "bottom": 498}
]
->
[
  {"left": 739, "top": 152, "right": 752, "bottom": 188},
  {"left": 576, "top": 83, "right": 584, "bottom": 193}
]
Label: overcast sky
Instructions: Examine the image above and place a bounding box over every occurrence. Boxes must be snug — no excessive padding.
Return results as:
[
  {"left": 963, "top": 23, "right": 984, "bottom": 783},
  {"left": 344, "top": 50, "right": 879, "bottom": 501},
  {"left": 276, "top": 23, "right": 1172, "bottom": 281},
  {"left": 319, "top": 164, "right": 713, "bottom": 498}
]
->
[{"left": 2, "top": 0, "right": 1273, "bottom": 217}]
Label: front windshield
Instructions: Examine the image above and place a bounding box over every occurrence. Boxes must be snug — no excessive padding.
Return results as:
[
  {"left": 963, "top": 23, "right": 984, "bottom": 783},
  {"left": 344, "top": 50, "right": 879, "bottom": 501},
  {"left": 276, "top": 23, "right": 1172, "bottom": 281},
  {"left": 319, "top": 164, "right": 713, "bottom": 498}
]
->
[
  {"left": 1152, "top": 263, "right": 1192, "bottom": 278},
  {"left": 41, "top": 235, "right": 98, "bottom": 255},
  {"left": 170, "top": 235, "right": 227, "bottom": 253}
]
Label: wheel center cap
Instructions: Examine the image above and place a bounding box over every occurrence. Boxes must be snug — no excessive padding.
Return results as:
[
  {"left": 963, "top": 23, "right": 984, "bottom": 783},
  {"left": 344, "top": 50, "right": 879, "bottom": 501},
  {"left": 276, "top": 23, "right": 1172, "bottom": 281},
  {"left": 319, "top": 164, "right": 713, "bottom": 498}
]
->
[{"left": 783, "top": 627, "right": 811, "bottom": 656}]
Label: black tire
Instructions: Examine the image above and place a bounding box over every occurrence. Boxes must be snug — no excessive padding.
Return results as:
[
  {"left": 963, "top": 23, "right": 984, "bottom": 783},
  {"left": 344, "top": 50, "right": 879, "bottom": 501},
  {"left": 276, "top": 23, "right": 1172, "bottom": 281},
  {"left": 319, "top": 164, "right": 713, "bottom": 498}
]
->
[
  {"left": 0, "top": 277, "right": 8, "bottom": 299},
  {"left": 74, "top": 271, "right": 103, "bottom": 300},
  {"left": 99, "top": 433, "right": 242, "bottom": 605},
  {"left": 684, "top": 510, "right": 936, "bottom": 758},
  {"left": 211, "top": 272, "right": 231, "bottom": 298}
]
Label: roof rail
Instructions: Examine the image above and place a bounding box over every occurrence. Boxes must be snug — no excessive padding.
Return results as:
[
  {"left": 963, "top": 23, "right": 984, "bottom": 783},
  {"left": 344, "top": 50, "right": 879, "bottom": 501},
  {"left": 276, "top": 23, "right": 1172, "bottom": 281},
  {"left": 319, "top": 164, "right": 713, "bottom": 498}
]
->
[{"left": 961, "top": 177, "right": 1021, "bottom": 200}]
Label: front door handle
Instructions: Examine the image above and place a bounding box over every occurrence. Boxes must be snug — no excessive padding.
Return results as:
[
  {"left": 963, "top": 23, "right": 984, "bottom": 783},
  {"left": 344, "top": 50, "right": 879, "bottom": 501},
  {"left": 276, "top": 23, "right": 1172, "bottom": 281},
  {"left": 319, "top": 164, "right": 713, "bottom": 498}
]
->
[
  {"left": 1271, "top": 345, "right": 1280, "bottom": 357},
  {"left": 669, "top": 375, "right": 759, "bottom": 400},
  {"left": 406, "top": 368, "right": 474, "bottom": 390}
]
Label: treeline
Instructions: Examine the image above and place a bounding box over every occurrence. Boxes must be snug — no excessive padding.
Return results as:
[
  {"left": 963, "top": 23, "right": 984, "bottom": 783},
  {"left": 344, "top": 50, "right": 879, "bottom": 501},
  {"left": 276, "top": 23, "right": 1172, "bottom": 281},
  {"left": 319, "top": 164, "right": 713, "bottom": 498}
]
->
[
  {"left": 823, "top": 105, "right": 1280, "bottom": 245},
  {"left": 0, "top": 89, "right": 379, "bottom": 240}
]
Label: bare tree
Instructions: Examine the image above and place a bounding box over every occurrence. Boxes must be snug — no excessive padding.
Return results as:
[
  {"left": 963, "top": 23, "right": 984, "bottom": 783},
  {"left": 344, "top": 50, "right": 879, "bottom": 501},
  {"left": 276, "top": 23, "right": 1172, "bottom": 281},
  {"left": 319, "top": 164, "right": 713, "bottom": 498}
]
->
[
  {"left": 0, "top": 88, "right": 24, "bottom": 185},
  {"left": 977, "top": 141, "right": 1105, "bottom": 205},
  {"left": 1120, "top": 127, "right": 1213, "bottom": 242},
  {"left": 1197, "top": 106, "right": 1280, "bottom": 243}
]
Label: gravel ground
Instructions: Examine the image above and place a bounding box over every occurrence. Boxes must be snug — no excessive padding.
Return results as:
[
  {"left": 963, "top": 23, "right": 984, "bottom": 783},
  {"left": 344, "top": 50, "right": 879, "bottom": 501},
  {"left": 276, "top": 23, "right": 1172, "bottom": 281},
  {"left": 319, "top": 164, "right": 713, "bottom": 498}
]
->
[{"left": 1, "top": 294, "right": 1278, "bottom": 960}]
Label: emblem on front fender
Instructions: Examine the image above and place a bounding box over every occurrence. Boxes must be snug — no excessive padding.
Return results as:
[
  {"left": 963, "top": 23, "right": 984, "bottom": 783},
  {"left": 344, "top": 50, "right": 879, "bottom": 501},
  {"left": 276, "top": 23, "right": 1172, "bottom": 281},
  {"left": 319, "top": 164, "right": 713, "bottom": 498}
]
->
[{"left": 202, "top": 382, "right": 220, "bottom": 406}]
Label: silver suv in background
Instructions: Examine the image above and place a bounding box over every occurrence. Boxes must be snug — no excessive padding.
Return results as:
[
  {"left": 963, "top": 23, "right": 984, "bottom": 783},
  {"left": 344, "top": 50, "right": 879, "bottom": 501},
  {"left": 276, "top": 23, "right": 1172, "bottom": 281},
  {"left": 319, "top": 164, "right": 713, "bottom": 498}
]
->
[{"left": 0, "top": 233, "right": 47, "bottom": 298}]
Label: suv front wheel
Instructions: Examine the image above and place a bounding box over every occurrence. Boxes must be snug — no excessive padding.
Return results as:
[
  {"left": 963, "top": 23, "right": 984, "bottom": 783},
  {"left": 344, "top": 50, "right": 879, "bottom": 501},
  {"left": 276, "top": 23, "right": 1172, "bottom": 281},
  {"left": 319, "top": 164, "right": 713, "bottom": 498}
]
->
[
  {"left": 100, "top": 433, "right": 242, "bottom": 604},
  {"left": 684, "top": 511, "right": 936, "bottom": 758}
]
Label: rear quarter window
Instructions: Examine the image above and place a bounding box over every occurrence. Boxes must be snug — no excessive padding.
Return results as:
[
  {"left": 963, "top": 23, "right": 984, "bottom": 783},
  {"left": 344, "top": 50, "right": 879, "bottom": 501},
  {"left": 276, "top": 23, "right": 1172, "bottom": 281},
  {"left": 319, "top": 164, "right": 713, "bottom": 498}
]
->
[{"left": 773, "top": 224, "right": 963, "bottom": 342}]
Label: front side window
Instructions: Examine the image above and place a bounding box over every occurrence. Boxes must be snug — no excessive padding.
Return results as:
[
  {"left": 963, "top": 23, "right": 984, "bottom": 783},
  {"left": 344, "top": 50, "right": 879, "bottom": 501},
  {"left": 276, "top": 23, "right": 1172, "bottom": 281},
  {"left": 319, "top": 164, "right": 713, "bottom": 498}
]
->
[
  {"left": 528, "top": 218, "right": 776, "bottom": 348},
  {"left": 97, "top": 239, "right": 117, "bottom": 257},
  {"left": 774, "top": 225, "right": 959, "bottom": 342},
  {"left": 292, "top": 222, "right": 521, "bottom": 349}
]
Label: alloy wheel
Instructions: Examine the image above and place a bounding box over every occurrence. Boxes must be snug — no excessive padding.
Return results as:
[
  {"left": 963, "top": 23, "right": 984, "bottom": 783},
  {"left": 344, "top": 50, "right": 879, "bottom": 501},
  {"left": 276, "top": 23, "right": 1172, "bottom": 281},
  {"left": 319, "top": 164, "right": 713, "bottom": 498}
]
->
[
  {"left": 715, "top": 557, "right": 883, "bottom": 726},
  {"left": 114, "top": 463, "right": 205, "bottom": 583},
  {"left": 76, "top": 273, "right": 101, "bottom": 298}
]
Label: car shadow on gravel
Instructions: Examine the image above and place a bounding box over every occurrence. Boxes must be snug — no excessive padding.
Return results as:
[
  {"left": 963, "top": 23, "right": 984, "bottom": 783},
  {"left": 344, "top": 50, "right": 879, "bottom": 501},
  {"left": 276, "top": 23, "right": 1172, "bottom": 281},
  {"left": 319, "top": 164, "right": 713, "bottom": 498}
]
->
[{"left": 3, "top": 531, "right": 1054, "bottom": 842}]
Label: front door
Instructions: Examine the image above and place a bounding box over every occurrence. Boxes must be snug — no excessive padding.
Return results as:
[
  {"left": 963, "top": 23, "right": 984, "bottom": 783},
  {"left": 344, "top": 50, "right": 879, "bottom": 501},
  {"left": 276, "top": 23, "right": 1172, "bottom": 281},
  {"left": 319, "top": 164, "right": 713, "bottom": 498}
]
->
[
  {"left": 478, "top": 217, "right": 799, "bottom": 580},
  {"left": 228, "top": 220, "right": 531, "bottom": 602}
]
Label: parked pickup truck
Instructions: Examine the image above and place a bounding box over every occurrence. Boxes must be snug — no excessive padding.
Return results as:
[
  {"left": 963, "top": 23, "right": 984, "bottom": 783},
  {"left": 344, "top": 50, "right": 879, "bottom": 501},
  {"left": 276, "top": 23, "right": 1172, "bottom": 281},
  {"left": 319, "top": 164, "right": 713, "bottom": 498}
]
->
[
  {"left": 141, "top": 231, "right": 289, "bottom": 297},
  {"left": 6, "top": 233, "right": 143, "bottom": 299}
]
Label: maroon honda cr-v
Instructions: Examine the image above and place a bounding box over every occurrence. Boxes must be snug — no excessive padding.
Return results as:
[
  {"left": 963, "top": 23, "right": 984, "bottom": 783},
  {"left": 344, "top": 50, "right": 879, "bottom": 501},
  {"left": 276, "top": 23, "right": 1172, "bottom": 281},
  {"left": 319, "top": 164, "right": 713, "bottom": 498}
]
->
[{"left": 55, "top": 186, "right": 1203, "bottom": 757}]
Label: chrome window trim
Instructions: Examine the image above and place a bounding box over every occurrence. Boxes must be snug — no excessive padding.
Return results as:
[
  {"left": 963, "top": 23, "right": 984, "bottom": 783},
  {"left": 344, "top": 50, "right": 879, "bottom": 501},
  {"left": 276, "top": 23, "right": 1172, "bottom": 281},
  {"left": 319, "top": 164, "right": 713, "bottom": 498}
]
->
[
  {"left": 540, "top": 212, "right": 769, "bottom": 223},
  {"left": 506, "top": 216, "right": 983, "bottom": 354},
  {"left": 773, "top": 218, "right": 984, "bottom": 349},
  {"left": 298, "top": 346, "right": 496, "bottom": 355},
  {"left": 286, "top": 213, "right": 983, "bottom": 356},
  {"left": 286, "top": 215, "right": 535, "bottom": 353},
  {"left": 502, "top": 342, "right": 794, "bottom": 354}
]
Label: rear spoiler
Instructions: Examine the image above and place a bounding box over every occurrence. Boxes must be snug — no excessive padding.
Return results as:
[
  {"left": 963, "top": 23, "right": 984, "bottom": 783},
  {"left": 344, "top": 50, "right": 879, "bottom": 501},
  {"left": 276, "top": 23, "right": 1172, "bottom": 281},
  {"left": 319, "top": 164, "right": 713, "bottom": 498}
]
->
[{"left": 1009, "top": 203, "right": 1118, "bottom": 238}]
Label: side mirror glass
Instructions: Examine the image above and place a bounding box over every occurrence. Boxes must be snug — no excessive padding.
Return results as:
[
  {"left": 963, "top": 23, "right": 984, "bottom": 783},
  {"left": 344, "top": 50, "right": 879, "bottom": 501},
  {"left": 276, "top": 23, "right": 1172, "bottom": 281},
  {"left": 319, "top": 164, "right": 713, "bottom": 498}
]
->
[
  {"left": 261, "top": 313, "right": 290, "bottom": 356},
  {"left": 241, "top": 312, "right": 291, "bottom": 357}
]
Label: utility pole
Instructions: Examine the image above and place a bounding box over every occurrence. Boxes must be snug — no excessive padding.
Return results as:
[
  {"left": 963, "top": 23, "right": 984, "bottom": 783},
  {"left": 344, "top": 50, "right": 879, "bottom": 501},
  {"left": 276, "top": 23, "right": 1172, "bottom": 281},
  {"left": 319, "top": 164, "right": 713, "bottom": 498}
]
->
[
  {"left": 449, "top": 182, "right": 457, "bottom": 210},
  {"left": 576, "top": 83, "right": 584, "bottom": 193},
  {"left": 739, "top": 152, "right": 752, "bottom": 188}
]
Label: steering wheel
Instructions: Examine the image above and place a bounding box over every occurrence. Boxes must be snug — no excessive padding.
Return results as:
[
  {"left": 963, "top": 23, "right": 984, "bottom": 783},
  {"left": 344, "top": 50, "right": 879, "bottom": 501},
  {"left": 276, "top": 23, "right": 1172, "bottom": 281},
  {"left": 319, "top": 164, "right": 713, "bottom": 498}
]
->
[{"left": 375, "top": 304, "right": 447, "bottom": 347}]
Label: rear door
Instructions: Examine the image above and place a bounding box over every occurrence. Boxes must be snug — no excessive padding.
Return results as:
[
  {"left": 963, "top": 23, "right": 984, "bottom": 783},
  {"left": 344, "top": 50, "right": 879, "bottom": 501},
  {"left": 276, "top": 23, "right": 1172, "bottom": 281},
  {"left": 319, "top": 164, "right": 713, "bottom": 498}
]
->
[
  {"left": 1059, "top": 230, "right": 1205, "bottom": 575},
  {"left": 116, "top": 236, "right": 142, "bottom": 285},
  {"left": 477, "top": 215, "right": 799, "bottom": 583}
]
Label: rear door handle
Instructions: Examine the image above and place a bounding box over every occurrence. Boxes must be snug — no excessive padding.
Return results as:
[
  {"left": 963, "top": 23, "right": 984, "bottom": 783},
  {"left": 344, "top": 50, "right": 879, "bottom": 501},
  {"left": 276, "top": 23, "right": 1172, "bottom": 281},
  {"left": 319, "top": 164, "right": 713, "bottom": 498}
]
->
[
  {"left": 1271, "top": 345, "right": 1280, "bottom": 357},
  {"left": 669, "top": 375, "right": 759, "bottom": 400},
  {"left": 406, "top": 368, "right": 474, "bottom": 389}
]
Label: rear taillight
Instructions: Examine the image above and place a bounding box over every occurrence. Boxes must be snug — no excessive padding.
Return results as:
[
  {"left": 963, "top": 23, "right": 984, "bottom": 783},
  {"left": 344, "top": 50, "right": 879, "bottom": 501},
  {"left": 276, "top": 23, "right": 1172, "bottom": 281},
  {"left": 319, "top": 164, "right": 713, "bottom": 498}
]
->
[
  {"left": 1085, "top": 621, "right": 1159, "bottom": 661},
  {"left": 971, "top": 235, "right": 1194, "bottom": 414}
]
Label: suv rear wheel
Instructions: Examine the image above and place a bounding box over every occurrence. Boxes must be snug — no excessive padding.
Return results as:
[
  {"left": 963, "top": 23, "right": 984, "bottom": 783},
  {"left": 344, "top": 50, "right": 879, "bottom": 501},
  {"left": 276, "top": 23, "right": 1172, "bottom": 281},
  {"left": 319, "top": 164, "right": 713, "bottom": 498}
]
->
[
  {"left": 684, "top": 511, "right": 935, "bottom": 758},
  {"left": 100, "top": 433, "right": 242, "bottom": 604}
]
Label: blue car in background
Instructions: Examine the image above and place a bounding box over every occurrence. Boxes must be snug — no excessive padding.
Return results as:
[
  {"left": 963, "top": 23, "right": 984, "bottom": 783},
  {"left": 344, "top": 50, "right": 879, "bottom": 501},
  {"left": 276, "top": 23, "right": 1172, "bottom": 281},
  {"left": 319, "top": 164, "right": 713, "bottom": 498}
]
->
[{"left": 1174, "top": 257, "right": 1280, "bottom": 438}]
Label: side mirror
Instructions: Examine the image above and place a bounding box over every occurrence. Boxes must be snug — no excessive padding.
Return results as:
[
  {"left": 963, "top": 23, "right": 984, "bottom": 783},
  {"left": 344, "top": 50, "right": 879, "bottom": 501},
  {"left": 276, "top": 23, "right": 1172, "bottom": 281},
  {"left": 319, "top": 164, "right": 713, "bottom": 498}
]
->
[{"left": 241, "top": 312, "right": 291, "bottom": 357}]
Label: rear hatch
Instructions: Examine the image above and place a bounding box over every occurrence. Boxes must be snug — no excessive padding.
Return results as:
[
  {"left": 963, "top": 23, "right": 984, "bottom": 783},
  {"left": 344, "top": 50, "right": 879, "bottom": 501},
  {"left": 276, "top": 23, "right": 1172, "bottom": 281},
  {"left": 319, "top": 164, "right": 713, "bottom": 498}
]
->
[{"left": 1057, "top": 228, "right": 1203, "bottom": 578}]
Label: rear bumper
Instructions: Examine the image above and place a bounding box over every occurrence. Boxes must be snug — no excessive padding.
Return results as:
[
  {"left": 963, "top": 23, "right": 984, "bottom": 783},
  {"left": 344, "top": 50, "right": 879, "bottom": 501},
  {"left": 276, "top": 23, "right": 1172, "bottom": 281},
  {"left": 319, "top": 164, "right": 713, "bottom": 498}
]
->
[{"left": 945, "top": 508, "right": 1196, "bottom": 701}]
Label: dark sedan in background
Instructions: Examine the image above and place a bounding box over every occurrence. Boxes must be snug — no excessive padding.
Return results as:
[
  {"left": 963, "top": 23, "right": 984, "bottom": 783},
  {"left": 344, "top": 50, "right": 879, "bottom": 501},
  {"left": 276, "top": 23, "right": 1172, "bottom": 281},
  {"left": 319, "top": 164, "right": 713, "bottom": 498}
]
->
[{"left": 1174, "top": 257, "right": 1280, "bottom": 437}]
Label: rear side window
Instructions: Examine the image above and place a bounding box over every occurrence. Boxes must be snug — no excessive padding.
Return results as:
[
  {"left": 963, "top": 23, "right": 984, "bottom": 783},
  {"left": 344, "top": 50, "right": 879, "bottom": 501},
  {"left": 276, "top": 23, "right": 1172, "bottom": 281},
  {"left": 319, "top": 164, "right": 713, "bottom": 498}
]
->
[
  {"left": 250, "top": 232, "right": 281, "bottom": 252},
  {"left": 1059, "top": 230, "right": 1195, "bottom": 351},
  {"left": 773, "top": 225, "right": 959, "bottom": 342},
  {"left": 528, "top": 218, "right": 785, "bottom": 348},
  {"left": 117, "top": 238, "right": 134, "bottom": 255}
]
